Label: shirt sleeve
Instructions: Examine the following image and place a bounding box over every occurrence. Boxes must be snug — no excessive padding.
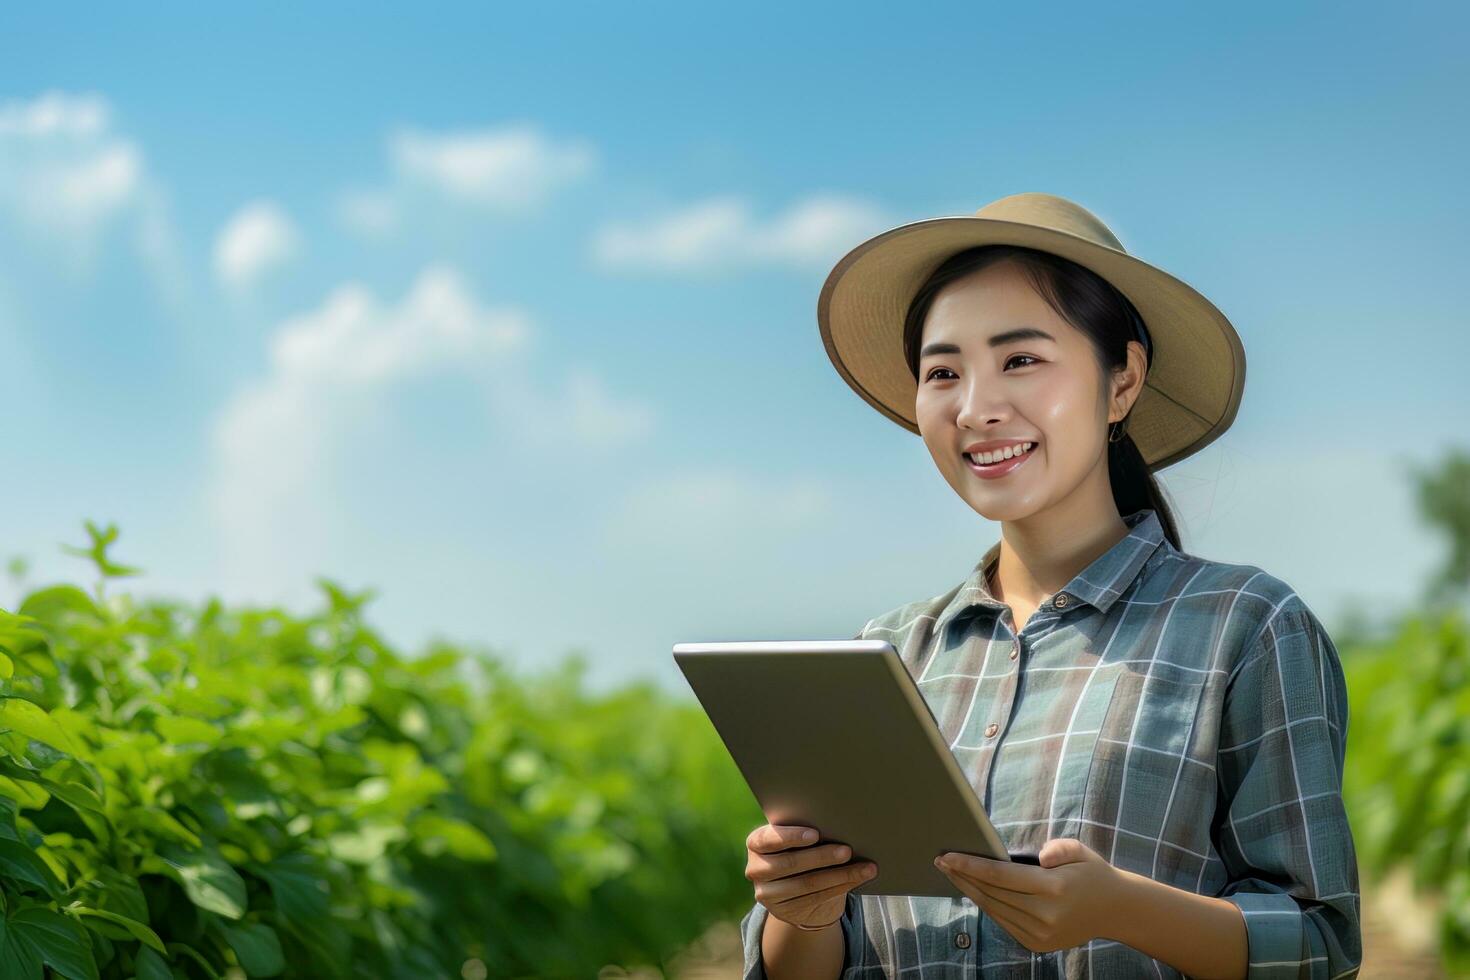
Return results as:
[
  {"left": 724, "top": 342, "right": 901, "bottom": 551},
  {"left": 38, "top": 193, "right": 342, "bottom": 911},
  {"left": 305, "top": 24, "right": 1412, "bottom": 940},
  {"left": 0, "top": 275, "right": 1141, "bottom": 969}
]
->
[
  {"left": 739, "top": 893, "right": 864, "bottom": 980},
  {"left": 1213, "top": 601, "right": 1363, "bottom": 978}
]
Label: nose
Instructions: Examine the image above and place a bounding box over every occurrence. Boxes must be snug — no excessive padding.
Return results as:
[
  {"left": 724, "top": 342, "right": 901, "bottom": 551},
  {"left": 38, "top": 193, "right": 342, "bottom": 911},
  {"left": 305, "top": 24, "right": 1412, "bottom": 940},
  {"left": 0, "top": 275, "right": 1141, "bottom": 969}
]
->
[{"left": 954, "top": 377, "right": 1009, "bottom": 430}]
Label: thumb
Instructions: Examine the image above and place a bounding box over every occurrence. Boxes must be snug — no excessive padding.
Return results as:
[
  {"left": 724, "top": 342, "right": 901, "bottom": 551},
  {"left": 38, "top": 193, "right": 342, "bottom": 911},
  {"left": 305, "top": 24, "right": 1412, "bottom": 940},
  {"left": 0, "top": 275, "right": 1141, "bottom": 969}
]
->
[{"left": 1037, "top": 838, "right": 1087, "bottom": 869}]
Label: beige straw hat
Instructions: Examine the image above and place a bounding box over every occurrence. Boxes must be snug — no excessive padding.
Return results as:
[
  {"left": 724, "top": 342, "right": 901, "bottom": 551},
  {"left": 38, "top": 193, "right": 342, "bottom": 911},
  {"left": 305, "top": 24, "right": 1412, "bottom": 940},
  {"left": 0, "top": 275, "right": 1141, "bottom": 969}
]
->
[{"left": 817, "top": 191, "right": 1246, "bottom": 471}]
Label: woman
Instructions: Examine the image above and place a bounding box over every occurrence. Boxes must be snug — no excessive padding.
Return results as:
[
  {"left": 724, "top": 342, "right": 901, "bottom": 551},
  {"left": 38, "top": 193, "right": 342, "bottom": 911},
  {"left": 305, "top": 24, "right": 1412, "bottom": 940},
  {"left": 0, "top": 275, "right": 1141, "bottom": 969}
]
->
[{"left": 738, "top": 193, "right": 1361, "bottom": 979}]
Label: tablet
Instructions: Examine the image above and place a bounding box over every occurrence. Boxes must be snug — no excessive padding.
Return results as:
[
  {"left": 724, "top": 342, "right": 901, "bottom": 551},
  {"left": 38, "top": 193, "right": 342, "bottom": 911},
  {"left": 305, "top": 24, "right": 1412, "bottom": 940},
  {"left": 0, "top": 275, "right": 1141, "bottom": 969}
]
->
[{"left": 673, "top": 638, "right": 1038, "bottom": 899}]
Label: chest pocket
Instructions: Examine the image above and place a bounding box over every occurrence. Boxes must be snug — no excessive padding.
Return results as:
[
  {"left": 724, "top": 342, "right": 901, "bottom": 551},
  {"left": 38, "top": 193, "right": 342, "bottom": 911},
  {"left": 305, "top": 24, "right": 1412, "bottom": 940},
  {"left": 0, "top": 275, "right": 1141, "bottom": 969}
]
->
[{"left": 1079, "top": 661, "right": 1210, "bottom": 877}]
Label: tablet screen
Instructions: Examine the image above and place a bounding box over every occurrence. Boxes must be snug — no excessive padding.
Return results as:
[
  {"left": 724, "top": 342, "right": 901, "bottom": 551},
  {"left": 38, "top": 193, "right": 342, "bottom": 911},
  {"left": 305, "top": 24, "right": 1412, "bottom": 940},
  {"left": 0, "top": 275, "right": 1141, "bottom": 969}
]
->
[{"left": 674, "top": 639, "right": 1031, "bottom": 898}]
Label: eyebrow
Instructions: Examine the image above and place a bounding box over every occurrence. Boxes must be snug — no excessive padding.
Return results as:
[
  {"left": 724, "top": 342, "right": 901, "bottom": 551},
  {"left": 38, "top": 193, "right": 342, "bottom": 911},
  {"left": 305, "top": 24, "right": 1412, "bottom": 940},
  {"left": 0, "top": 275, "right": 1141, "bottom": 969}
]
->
[{"left": 919, "top": 327, "right": 1057, "bottom": 360}]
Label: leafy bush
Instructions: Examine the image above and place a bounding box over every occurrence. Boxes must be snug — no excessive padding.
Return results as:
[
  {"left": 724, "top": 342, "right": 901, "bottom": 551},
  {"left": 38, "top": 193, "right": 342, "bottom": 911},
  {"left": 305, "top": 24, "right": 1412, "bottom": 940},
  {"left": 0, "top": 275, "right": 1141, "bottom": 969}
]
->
[
  {"left": 1342, "top": 606, "right": 1470, "bottom": 970},
  {"left": 0, "top": 522, "right": 760, "bottom": 978}
]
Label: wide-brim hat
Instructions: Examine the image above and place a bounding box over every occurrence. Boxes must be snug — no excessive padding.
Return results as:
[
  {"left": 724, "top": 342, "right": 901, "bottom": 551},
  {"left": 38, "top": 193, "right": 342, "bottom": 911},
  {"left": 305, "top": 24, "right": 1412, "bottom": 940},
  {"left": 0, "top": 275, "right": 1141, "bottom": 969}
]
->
[{"left": 817, "top": 191, "right": 1246, "bottom": 471}]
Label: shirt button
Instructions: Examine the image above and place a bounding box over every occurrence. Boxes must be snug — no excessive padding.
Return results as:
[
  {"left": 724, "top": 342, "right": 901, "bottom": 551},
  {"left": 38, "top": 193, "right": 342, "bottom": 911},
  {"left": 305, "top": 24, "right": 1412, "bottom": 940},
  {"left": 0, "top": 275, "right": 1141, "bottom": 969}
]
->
[
  {"left": 1054, "top": 593, "right": 1069, "bottom": 608},
  {"left": 985, "top": 723, "right": 999, "bottom": 738},
  {"left": 955, "top": 930, "right": 972, "bottom": 949},
  {"left": 1008, "top": 645, "right": 1018, "bottom": 660}
]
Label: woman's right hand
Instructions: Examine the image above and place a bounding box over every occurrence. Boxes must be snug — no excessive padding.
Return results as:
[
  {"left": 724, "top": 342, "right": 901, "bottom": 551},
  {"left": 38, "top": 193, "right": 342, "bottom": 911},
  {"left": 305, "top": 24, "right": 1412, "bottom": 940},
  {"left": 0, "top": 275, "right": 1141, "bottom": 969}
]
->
[{"left": 745, "top": 823, "right": 878, "bottom": 931}]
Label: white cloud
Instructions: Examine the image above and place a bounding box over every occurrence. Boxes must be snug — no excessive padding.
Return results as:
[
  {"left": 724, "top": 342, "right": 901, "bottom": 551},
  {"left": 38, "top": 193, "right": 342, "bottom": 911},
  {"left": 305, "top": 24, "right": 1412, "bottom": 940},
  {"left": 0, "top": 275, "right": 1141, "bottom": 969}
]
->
[
  {"left": 592, "top": 193, "right": 891, "bottom": 273},
  {"left": 0, "top": 90, "right": 108, "bottom": 137},
  {"left": 560, "top": 369, "right": 656, "bottom": 446},
  {"left": 334, "top": 123, "right": 596, "bottom": 239},
  {"left": 213, "top": 200, "right": 301, "bottom": 291},
  {"left": 0, "top": 90, "right": 188, "bottom": 298},
  {"left": 334, "top": 188, "right": 399, "bottom": 238},
  {"left": 389, "top": 123, "right": 595, "bottom": 209},
  {"left": 208, "top": 266, "right": 653, "bottom": 597},
  {"left": 209, "top": 267, "right": 529, "bottom": 593}
]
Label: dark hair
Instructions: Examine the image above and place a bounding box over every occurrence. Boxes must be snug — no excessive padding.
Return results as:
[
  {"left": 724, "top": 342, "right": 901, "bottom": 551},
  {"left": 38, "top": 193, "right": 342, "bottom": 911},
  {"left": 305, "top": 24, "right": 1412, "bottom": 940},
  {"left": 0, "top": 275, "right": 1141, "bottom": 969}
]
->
[{"left": 902, "top": 244, "right": 1182, "bottom": 551}]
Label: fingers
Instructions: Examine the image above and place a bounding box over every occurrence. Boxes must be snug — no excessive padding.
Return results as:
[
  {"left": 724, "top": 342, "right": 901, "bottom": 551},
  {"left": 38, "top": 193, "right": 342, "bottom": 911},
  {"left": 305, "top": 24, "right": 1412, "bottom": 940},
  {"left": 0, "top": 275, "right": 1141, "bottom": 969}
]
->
[
  {"left": 946, "top": 873, "right": 1042, "bottom": 940},
  {"left": 748, "top": 824, "right": 818, "bottom": 854},
  {"left": 755, "top": 860, "right": 877, "bottom": 908},
  {"left": 747, "top": 841, "right": 854, "bottom": 883},
  {"left": 958, "top": 875, "right": 1036, "bottom": 921},
  {"left": 767, "top": 873, "right": 868, "bottom": 925},
  {"left": 938, "top": 854, "right": 1045, "bottom": 894},
  {"left": 942, "top": 862, "right": 1037, "bottom": 899}
]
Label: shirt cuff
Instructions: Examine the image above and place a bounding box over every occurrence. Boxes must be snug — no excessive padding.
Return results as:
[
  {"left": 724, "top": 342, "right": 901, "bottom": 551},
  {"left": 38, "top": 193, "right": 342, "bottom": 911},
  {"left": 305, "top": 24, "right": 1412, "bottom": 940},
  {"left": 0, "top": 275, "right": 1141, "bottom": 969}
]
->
[
  {"left": 1219, "top": 889, "right": 1306, "bottom": 977},
  {"left": 740, "top": 897, "right": 855, "bottom": 980},
  {"left": 739, "top": 901, "right": 772, "bottom": 980}
]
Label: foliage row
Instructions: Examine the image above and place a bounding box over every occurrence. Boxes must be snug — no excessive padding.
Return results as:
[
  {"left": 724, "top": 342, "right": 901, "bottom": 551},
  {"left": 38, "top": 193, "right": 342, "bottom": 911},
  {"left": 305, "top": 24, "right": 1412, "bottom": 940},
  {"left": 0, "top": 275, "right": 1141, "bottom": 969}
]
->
[
  {"left": 1342, "top": 606, "right": 1470, "bottom": 972},
  {"left": 0, "top": 523, "right": 759, "bottom": 978}
]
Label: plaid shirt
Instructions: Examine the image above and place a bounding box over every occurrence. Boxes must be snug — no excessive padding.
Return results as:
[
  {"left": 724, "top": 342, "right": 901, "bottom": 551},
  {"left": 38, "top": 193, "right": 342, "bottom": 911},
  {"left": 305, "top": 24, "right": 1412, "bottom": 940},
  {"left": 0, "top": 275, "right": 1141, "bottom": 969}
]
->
[{"left": 740, "top": 508, "right": 1361, "bottom": 978}]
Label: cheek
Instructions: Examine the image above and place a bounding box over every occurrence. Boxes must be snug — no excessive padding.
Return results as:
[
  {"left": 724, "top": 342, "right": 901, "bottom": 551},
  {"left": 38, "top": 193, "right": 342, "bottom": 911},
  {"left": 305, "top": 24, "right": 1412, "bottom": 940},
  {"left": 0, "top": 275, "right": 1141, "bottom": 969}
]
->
[
  {"left": 1026, "top": 379, "right": 1096, "bottom": 436},
  {"left": 915, "top": 393, "right": 949, "bottom": 439}
]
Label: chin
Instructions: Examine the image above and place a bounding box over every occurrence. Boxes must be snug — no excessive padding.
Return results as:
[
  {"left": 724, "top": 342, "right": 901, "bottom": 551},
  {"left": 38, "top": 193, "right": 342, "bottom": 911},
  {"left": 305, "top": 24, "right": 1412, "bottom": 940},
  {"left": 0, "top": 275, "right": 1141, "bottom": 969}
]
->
[
  {"left": 958, "top": 487, "right": 1045, "bottom": 524},
  {"left": 969, "top": 501, "right": 1033, "bottom": 523}
]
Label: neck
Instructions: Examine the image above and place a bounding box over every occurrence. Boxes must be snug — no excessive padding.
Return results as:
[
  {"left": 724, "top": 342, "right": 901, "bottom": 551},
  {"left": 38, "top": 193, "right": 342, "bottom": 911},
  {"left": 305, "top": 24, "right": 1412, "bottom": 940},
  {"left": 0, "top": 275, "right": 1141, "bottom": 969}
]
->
[{"left": 989, "top": 471, "right": 1131, "bottom": 608}]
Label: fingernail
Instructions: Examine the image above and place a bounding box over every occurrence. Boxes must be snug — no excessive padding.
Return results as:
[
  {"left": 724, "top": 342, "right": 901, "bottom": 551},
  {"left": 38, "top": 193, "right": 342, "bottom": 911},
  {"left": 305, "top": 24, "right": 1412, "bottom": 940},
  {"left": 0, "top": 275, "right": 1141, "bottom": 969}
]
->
[
  {"left": 862, "top": 864, "right": 876, "bottom": 877},
  {"left": 934, "top": 856, "right": 947, "bottom": 868},
  {"left": 801, "top": 830, "right": 817, "bottom": 842}
]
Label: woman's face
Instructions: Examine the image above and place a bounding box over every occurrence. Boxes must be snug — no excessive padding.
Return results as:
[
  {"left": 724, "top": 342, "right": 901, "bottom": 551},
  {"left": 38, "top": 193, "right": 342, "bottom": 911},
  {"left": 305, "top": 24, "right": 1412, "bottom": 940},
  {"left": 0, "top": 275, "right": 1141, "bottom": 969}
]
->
[{"left": 914, "top": 259, "right": 1141, "bottom": 524}]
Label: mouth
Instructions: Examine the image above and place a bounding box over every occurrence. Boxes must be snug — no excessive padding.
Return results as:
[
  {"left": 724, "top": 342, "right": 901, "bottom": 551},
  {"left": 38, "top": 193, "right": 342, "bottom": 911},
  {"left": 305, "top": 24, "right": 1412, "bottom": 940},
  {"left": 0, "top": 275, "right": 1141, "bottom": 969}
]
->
[
  {"left": 964, "top": 442, "right": 1037, "bottom": 467},
  {"left": 964, "top": 441, "right": 1037, "bottom": 477}
]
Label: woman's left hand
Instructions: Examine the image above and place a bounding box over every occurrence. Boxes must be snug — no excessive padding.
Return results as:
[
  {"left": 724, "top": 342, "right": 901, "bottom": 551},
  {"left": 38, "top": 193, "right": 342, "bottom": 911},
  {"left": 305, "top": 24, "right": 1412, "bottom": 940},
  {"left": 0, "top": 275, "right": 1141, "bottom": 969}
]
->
[{"left": 935, "top": 838, "right": 1124, "bottom": 953}]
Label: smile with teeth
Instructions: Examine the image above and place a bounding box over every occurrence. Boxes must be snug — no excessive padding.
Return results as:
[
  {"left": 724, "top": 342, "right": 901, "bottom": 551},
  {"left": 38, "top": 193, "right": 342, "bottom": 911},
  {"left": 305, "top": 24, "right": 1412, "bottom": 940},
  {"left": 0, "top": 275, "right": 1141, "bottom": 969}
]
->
[{"left": 965, "top": 442, "right": 1036, "bottom": 466}]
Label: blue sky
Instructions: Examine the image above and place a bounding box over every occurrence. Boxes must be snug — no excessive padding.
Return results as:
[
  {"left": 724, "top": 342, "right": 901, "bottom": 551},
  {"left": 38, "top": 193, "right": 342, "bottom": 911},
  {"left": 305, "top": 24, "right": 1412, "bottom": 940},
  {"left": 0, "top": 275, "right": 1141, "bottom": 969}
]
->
[{"left": 1, "top": 2, "right": 1466, "bottom": 695}]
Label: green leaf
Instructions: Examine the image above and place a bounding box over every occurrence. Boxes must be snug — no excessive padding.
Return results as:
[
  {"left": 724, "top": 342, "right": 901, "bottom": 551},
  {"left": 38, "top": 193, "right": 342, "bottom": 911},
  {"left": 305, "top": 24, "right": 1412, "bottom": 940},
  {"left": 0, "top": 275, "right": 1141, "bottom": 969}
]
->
[
  {"left": 16, "top": 586, "right": 98, "bottom": 623},
  {"left": 0, "top": 610, "right": 41, "bottom": 665},
  {"left": 164, "top": 942, "right": 220, "bottom": 979},
  {"left": 153, "top": 715, "right": 222, "bottom": 747},
  {"left": 0, "top": 838, "right": 65, "bottom": 899},
  {"left": 0, "top": 915, "right": 40, "bottom": 979},
  {"left": 60, "top": 520, "right": 143, "bottom": 580},
  {"left": 135, "top": 807, "right": 201, "bottom": 848},
  {"left": 411, "top": 813, "right": 498, "bottom": 861},
  {"left": 0, "top": 776, "right": 49, "bottom": 809},
  {"left": 252, "top": 854, "right": 329, "bottom": 922},
  {"left": 0, "top": 698, "right": 80, "bottom": 755},
  {"left": 314, "top": 578, "right": 376, "bottom": 617},
  {"left": 148, "top": 844, "right": 246, "bottom": 920},
  {"left": 2, "top": 907, "right": 100, "bottom": 980},
  {"left": 88, "top": 867, "right": 150, "bottom": 924},
  {"left": 221, "top": 921, "right": 284, "bottom": 977},
  {"left": 133, "top": 946, "right": 172, "bottom": 980},
  {"left": 0, "top": 795, "right": 20, "bottom": 841},
  {"left": 326, "top": 822, "right": 404, "bottom": 864},
  {"left": 65, "top": 905, "right": 167, "bottom": 954},
  {"left": 38, "top": 776, "right": 104, "bottom": 817}
]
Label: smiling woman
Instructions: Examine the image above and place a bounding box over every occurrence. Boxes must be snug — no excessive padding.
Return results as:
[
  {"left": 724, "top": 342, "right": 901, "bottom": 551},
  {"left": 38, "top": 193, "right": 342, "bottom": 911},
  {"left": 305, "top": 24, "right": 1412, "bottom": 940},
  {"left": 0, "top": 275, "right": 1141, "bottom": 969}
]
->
[
  {"left": 740, "top": 193, "right": 1361, "bottom": 980},
  {"left": 901, "top": 243, "right": 1174, "bottom": 558}
]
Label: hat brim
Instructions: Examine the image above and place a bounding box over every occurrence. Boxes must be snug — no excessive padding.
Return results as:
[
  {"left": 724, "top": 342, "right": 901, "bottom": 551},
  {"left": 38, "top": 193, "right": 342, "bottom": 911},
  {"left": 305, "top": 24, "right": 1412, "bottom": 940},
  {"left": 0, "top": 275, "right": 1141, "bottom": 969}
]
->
[{"left": 817, "top": 215, "right": 1246, "bottom": 471}]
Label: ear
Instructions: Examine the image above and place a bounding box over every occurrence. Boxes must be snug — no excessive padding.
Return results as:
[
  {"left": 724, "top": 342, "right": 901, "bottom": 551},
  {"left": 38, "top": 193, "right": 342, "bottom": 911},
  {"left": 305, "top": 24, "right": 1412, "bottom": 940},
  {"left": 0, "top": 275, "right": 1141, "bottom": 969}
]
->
[{"left": 1108, "top": 340, "right": 1149, "bottom": 424}]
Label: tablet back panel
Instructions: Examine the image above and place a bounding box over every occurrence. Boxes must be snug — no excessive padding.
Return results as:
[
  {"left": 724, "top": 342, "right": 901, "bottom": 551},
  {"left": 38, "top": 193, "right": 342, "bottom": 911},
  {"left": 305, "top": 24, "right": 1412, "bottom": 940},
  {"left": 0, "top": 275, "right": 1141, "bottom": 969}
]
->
[{"left": 673, "top": 639, "right": 1022, "bottom": 898}]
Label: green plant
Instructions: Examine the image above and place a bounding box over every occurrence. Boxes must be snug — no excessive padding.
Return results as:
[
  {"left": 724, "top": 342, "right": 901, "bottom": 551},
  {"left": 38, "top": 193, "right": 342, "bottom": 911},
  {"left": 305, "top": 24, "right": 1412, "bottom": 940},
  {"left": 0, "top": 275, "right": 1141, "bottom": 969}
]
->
[
  {"left": 0, "top": 522, "right": 761, "bottom": 978},
  {"left": 1343, "top": 605, "right": 1470, "bottom": 971}
]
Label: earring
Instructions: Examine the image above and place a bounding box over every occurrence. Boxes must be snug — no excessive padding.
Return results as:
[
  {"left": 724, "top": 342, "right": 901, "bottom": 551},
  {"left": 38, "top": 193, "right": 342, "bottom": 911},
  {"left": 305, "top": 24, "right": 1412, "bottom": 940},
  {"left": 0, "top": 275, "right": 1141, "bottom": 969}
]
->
[{"left": 1108, "top": 419, "right": 1127, "bottom": 443}]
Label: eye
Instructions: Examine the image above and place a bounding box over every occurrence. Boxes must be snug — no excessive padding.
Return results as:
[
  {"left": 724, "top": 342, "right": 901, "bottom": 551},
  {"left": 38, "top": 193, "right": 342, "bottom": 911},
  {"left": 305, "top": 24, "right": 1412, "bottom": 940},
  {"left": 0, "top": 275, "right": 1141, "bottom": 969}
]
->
[{"left": 925, "top": 355, "right": 1038, "bottom": 382}]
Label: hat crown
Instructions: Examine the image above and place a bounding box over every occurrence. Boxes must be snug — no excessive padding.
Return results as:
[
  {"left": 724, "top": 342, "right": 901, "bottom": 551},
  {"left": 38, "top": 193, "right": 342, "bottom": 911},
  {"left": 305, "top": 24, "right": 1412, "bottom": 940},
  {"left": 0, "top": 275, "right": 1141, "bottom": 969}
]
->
[{"left": 973, "top": 192, "right": 1126, "bottom": 253}]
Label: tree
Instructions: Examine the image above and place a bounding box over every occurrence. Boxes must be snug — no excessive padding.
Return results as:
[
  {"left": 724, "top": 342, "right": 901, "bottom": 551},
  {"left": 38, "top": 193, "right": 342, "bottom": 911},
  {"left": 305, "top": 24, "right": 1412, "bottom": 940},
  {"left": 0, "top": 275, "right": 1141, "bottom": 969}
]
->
[{"left": 1410, "top": 446, "right": 1470, "bottom": 610}]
